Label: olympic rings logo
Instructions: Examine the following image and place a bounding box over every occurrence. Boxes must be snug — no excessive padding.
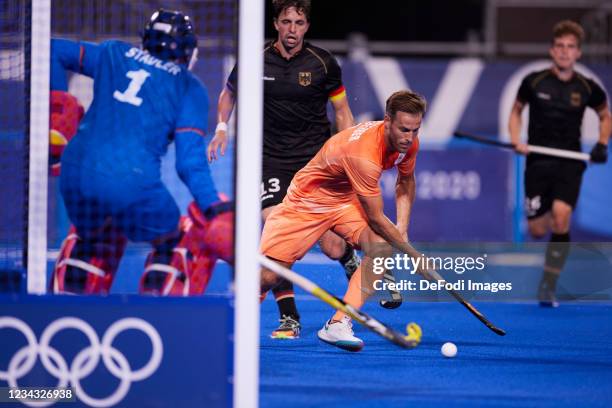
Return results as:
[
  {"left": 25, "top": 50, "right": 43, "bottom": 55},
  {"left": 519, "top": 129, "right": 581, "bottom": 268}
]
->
[{"left": 0, "top": 316, "right": 163, "bottom": 407}]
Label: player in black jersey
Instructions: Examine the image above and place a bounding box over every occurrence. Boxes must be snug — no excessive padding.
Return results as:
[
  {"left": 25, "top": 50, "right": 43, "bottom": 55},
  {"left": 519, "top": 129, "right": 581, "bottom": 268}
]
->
[
  {"left": 207, "top": 0, "right": 359, "bottom": 338},
  {"left": 508, "top": 20, "right": 611, "bottom": 307}
]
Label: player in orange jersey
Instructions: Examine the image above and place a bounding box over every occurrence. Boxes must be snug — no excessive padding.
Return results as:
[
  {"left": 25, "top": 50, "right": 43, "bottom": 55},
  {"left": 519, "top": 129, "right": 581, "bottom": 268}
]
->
[{"left": 260, "top": 90, "right": 427, "bottom": 351}]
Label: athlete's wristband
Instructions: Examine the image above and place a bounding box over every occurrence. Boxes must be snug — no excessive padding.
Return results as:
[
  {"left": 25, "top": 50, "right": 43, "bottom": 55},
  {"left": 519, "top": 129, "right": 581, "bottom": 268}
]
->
[{"left": 215, "top": 122, "right": 228, "bottom": 133}]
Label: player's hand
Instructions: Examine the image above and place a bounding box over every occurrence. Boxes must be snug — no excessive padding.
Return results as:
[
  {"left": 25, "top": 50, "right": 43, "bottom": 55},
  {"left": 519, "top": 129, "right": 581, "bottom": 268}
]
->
[
  {"left": 590, "top": 142, "right": 608, "bottom": 163},
  {"left": 207, "top": 130, "right": 228, "bottom": 163},
  {"left": 514, "top": 143, "right": 529, "bottom": 155}
]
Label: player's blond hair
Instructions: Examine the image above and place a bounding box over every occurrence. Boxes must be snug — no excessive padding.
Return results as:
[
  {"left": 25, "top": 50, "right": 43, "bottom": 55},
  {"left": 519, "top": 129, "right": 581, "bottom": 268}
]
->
[
  {"left": 385, "top": 90, "right": 427, "bottom": 118},
  {"left": 553, "top": 20, "right": 585, "bottom": 47}
]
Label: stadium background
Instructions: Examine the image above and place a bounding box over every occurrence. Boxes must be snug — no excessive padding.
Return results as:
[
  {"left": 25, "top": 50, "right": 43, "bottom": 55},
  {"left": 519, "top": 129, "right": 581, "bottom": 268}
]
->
[{"left": 1, "top": 0, "right": 612, "bottom": 407}]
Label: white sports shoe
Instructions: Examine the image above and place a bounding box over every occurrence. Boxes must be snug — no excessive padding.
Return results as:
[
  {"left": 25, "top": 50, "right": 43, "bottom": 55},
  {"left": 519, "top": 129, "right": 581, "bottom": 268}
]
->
[{"left": 317, "top": 316, "right": 364, "bottom": 352}]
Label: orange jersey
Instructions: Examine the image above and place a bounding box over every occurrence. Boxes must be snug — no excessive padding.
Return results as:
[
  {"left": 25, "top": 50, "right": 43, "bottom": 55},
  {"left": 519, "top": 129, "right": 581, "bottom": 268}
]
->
[{"left": 285, "top": 121, "right": 419, "bottom": 213}]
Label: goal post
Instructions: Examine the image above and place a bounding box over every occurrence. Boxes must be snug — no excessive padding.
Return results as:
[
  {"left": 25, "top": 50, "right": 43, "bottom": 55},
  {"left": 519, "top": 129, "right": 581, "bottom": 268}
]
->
[
  {"left": 27, "top": 0, "right": 51, "bottom": 294},
  {"left": 233, "top": 1, "right": 263, "bottom": 406}
]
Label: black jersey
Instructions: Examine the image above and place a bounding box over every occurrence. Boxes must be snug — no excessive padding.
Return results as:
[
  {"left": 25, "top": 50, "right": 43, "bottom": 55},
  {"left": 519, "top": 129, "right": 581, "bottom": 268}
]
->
[
  {"left": 517, "top": 69, "right": 607, "bottom": 160},
  {"left": 227, "top": 42, "right": 345, "bottom": 165}
]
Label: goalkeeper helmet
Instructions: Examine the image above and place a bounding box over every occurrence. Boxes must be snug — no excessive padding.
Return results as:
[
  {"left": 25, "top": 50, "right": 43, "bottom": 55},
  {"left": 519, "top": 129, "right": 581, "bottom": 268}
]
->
[{"left": 142, "top": 9, "right": 197, "bottom": 65}]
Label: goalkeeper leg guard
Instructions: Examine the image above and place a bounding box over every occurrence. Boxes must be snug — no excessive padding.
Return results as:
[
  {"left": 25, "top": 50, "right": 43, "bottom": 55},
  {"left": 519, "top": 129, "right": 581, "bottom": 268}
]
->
[
  {"left": 177, "top": 214, "right": 218, "bottom": 295},
  {"left": 139, "top": 232, "right": 194, "bottom": 296},
  {"left": 180, "top": 200, "right": 234, "bottom": 295},
  {"left": 188, "top": 251, "right": 217, "bottom": 295},
  {"left": 145, "top": 200, "right": 233, "bottom": 296},
  {"left": 51, "top": 224, "right": 127, "bottom": 294}
]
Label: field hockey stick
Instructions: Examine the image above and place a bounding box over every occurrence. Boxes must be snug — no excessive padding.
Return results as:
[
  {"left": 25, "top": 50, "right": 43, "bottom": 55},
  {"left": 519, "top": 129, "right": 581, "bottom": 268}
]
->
[
  {"left": 424, "top": 268, "right": 506, "bottom": 336},
  {"left": 454, "top": 131, "right": 591, "bottom": 162},
  {"left": 259, "top": 255, "right": 422, "bottom": 349}
]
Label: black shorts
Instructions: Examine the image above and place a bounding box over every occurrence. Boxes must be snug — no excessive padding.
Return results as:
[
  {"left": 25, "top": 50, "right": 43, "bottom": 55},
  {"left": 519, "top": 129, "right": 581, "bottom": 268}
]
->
[
  {"left": 524, "top": 159, "right": 586, "bottom": 219},
  {"left": 261, "top": 159, "right": 309, "bottom": 210}
]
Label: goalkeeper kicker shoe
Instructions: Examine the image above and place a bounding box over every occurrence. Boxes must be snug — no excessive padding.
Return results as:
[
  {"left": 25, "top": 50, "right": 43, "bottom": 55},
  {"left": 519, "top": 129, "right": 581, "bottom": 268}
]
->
[
  {"left": 270, "top": 315, "right": 301, "bottom": 339},
  {"left": 317, "top": 316, "right": 364, "bottom": 352}
]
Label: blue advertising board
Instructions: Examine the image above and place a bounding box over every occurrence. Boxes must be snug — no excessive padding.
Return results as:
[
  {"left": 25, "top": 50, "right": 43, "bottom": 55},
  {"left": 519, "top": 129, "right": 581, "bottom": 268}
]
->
[
  {"left": 0, "top": 295, "right": 233, "bottom": 407},
  {"left": 382, "top": 149, "right": 513, "bottom": 241}
]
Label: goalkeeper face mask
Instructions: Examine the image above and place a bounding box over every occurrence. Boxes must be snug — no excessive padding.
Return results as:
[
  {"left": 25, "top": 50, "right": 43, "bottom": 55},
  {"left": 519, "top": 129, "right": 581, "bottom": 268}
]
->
[{"left": 142, "top": 8, "right": 198, "bottom": 66}]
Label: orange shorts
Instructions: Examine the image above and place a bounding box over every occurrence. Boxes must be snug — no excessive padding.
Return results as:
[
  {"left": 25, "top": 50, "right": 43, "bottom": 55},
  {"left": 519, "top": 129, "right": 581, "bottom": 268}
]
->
[{"left": 260, "top": 200, "right": 368, "bottom": 264}]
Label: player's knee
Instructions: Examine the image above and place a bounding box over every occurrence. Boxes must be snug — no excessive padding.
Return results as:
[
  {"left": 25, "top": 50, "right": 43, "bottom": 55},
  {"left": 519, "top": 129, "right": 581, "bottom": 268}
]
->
[
  {"left": 551, "top": 203, "right": 572, "bottom": 233},
  {"left": 359, "top": 228, "right": 390, "bottom": 257},
  {"left": 527, "top": 218, "right": 549, "bottom": 239},
  {"left": 528, "top": 225, "right": 548, "bottom": 239},
  {"left": 319, "top": 232, "right": 346, "bottom": 260},
  {"left": 371, "top": 229, "right": 387, "bottom": 245},
  {"left": 261, "top": 267, "right": 281, "bottom": 292},
  {"left": 551, "top": 220, "right": 570, "bottom": 235}
]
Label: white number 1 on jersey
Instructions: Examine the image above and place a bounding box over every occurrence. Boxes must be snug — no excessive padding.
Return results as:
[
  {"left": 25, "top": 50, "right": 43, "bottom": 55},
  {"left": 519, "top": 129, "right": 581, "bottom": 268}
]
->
[{"left": 113, "top": 69, "right": 150, "bottom": 106}]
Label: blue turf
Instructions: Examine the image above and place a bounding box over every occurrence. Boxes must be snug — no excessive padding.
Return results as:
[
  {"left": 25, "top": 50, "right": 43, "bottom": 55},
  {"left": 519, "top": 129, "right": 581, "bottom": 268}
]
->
[
  {"left": 47, "top": 252, "right": 612, "bottom": 407},
  {"left": 258, "top": 266, "right": 612, "bottom": 408}
]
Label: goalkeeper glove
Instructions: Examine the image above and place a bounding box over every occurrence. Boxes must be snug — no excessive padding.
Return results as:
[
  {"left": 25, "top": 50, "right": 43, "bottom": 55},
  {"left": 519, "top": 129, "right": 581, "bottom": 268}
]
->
[{"left": 49, "top": 90, "right": 84, "bottom": 176}]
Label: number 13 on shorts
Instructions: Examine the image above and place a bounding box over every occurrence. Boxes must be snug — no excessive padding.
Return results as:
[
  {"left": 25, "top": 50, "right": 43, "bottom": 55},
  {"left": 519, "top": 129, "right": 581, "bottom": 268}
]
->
[{"left": 261, "top": 177, "right": 280, "bottom": 200}]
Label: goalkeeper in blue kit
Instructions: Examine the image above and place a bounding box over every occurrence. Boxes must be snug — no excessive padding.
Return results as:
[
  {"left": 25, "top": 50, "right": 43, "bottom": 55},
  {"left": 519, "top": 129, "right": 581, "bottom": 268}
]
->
[{"left": 50, "top": 9, "right": 233, "bottom": 295}]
